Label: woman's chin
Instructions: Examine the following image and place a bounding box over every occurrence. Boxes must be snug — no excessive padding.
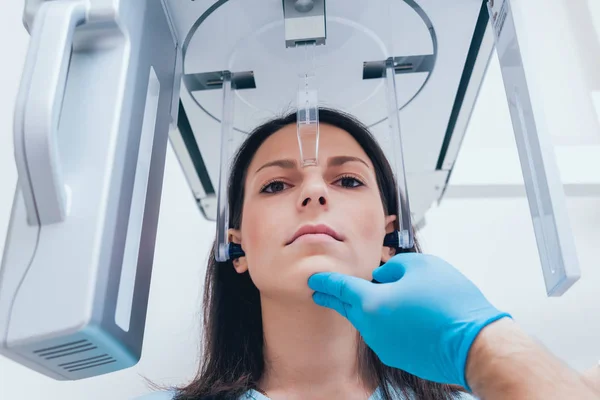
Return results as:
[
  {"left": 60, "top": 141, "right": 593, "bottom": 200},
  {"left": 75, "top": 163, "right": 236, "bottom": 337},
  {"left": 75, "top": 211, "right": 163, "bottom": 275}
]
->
[
  {"left": 293, "top": 254, "right": 350, "bottom": 275},
  {"left": 255, "top": 255, "right": 374, "bottom": 302},
  {"left": 290, "top": 255, "right": 371, "bottom": 288}
]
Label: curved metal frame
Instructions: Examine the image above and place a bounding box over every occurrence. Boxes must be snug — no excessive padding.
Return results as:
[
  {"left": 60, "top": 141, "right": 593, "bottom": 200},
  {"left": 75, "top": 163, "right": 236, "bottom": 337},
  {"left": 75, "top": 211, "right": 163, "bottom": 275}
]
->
[{"left": 180, "top": 0, "right": 438, "bottom": 133}]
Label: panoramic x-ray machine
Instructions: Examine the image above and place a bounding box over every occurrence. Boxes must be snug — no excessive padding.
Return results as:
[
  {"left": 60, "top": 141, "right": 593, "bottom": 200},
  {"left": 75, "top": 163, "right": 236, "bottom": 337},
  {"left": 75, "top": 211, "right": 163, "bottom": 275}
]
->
[{"left": 0, "top": 0, "right": 598, "bottom": 382}]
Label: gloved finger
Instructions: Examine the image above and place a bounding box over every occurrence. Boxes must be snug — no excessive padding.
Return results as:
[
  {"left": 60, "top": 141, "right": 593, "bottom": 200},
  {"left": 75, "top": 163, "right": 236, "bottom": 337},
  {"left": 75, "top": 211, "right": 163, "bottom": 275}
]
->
[
  {"left": 372, "top": 255, "right": 411, "bottom": 283},
  {"left": 308, "top": 272, "right": 371, "bottom": 307},
  {"left": 312, "top": 292, "right": 353, "bottom": 319}
]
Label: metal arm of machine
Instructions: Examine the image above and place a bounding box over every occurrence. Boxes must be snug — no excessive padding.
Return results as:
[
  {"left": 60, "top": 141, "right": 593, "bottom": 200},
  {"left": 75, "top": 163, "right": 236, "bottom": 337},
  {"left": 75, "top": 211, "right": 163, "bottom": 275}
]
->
[{"left": 486, "top": 0, "right": 591, "bottom": 296}]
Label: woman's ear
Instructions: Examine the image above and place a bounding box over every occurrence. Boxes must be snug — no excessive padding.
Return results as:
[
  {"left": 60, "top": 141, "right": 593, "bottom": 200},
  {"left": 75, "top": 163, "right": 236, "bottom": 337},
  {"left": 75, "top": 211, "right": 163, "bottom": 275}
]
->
[
  {"left": 228, "top": 229, "right": 248, "bottom": 273},
  {"left": 381, "top": 215, "right": 397, "bottom": 263}
]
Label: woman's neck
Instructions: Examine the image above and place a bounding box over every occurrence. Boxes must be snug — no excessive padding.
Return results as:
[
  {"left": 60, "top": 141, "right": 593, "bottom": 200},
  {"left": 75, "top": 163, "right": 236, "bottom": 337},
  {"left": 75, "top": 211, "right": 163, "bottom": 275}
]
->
[{"left": 258, "top": 295, "right": 376, "bottom": 400}]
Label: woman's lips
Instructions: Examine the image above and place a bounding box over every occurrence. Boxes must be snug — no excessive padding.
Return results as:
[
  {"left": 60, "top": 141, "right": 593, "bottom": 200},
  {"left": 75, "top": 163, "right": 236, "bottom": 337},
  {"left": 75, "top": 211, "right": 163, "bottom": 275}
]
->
[{"left": 286, "top": 224, "right": 344, "bottom": 245}]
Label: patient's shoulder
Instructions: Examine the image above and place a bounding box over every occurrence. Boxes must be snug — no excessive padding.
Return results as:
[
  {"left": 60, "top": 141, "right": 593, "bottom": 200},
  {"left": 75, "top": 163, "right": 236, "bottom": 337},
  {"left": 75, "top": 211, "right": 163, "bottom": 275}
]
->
[
  {"left": 132, "top": 391, "right": 228, "bottom": 400},
  {"left": 133, "top": 390, "right": 176, "bottom": 400},
  {"left": 374, "top": 386, "right": 478, "bottom": 400}
]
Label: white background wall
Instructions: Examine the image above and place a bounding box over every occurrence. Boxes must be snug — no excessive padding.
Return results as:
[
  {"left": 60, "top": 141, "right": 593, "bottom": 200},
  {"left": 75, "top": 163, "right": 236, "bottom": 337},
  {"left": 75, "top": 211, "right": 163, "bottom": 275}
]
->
[{"left": 1, "top": 1, "right": 599, "bottom": 399}]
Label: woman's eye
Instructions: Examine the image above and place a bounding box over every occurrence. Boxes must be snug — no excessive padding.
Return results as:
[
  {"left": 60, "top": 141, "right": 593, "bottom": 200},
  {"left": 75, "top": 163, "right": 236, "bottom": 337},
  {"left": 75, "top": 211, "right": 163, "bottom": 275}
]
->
[
  {"left": 261, "top": 180, "right": 290, "bottom": 194},
  {"left": 336, "top": 176, "right": 364, "bottom": 188}
]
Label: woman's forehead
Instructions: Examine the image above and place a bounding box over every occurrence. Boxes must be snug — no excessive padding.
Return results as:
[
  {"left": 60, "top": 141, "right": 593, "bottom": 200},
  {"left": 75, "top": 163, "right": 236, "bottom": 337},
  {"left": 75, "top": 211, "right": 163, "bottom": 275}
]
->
[{"left": 248, "top": 123, "right": 373, "bottom": 171}]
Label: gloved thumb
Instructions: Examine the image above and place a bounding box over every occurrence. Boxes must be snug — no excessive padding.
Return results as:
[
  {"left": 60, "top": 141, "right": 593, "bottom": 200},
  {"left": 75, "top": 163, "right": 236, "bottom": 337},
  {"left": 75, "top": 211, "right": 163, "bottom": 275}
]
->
[
  {"left": 372, "top": 255, "right": 410, "bottom": 283},
  {"left": 308, "top": 272, "right": 370, "bottom": 306}
]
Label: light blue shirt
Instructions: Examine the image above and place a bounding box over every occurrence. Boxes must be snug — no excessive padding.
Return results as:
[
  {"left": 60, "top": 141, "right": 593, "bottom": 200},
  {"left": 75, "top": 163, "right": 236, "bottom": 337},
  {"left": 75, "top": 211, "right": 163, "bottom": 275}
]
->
[{"left": 135, "top": 387, "right": 476, "bottom": 399}]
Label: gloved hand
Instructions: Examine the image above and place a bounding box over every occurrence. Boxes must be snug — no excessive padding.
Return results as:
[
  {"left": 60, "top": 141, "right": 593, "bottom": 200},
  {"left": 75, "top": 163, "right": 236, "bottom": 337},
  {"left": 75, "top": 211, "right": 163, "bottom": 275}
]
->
[{"left": 307, "top": 253, "right": 511, "bottom": 390}]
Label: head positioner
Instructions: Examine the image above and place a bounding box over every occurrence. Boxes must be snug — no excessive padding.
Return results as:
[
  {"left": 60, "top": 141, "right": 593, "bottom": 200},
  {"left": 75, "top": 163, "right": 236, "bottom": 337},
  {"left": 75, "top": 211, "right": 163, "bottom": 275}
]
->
[
  {"left": 215, "top": 42, "right": 325, "bottom": 263},
  {"left": 215, "top": 52, "right": 414, "bottom": 263},
  {"left": 215, "top": 1, "right": 416, "bottom": 262}
]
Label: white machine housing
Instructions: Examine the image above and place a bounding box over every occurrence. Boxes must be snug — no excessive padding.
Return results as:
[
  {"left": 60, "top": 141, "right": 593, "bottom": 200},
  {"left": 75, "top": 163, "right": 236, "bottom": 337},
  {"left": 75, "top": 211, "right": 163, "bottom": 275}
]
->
[{"left": 0, "top": 0, "right": 180, "bottom": 380}]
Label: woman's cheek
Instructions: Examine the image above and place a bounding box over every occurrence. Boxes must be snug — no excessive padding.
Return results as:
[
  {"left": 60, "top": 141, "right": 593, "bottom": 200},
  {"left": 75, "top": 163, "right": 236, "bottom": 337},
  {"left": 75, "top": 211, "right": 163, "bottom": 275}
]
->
[
  {"left": 355, "top": 207, "right": 384, "bottom": 238},
  {"left": 354, "top": 206, "right": 387, "bottom": 269},
  {"left": 241, "top": 205, "right": 280, "bottom": 264}
]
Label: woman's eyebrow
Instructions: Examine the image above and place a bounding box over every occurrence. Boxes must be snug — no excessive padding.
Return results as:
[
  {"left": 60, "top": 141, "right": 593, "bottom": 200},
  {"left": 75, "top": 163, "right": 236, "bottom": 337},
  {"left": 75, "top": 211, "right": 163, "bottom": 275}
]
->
[
  {"left": 255, "top": 156, "right": 370, "bottom": 174},
  {"left": 255, "top": 159, "right": 297, "bottom": 174},
  {"left": 327, "top": 155, "right": 369, "bottom": 168}
]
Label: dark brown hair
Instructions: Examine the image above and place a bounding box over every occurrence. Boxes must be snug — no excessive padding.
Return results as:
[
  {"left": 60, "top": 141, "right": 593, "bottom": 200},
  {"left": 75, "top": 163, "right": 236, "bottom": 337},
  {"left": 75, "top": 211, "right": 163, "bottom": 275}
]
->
[{"left": 171, "top": 108, "right": 465, "bottom": 399}]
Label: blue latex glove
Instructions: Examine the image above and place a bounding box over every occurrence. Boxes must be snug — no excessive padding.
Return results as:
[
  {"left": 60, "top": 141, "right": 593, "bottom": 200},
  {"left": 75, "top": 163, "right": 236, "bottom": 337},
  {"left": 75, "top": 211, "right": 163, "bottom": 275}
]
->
[{"left": 307, "top": 253, "right": 511, "bottom": 390}]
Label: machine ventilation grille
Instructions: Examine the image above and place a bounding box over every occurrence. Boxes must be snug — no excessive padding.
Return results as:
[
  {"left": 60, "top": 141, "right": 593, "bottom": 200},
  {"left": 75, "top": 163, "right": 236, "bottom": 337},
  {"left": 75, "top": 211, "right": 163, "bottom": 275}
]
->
[{"left": 32, "top": 339, "right": 117, "bottom": 372}]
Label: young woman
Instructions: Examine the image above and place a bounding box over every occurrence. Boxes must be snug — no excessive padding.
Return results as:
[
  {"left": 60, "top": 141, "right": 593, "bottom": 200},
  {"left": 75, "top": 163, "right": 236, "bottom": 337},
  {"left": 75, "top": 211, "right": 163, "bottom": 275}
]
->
[{"left": 142, "top": 108, "right": 473, "bottom": 400}]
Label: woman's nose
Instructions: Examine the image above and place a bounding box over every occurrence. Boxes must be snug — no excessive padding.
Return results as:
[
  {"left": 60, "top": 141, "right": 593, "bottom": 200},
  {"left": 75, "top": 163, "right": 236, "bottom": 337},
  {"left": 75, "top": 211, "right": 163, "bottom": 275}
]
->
[{"left": 298, "top": 176, "right": 329, "bottom": 209}]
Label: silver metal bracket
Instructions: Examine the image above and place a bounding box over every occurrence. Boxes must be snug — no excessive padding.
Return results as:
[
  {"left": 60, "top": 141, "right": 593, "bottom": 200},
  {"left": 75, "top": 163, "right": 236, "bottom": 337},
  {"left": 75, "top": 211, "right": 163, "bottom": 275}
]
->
[
  {"left": 282, "top": 0, "right": 327, "bottom": 48},
  {"left": 362, "top": 55, "right": 435, "bottom": 80},
  {"left": 183, "top": 70, "right": 256, "bottom": 92}
]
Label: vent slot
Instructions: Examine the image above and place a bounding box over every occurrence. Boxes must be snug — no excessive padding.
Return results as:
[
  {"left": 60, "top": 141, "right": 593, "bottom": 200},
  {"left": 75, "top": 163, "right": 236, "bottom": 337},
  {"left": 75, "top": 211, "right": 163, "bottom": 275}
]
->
[
  {"left": 32, "top": 339, "right": 118, "bottom": 373},
  {"left": 65, "top": 356, "right": 115, "bottom": 371},
  {"left": 35, "top": 339, "right": 97, "bottom": 359},
  {"left": 33, "top": 339, "right": 88, "bottom": 354},
  {"left": 63, "top": 356, "right": 113, "bottom": 371},
  {"left": 45, "top": 346, "right": 98, "bottom": 360},
  {"left": 39, "top": 343, "right": 98, "bottom": 360},
  {"left": 58, "top": 354, "right": 109, "bottom": 367},
  {"left": 66, "top": 359, "right": 117, "bottom": 372},
  {"left": 39, "top": 342, "right": 95, "bottom": 357}
]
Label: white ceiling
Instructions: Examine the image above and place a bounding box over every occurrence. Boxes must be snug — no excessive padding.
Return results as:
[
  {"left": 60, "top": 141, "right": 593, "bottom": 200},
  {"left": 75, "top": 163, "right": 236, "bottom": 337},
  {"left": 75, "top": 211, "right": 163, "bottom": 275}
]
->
[
  {"left": 448, "top": 48, "right": 600, "bottom": 193},
  {"left": 461, "top": 51, "right": 600, "bottom": 149}
]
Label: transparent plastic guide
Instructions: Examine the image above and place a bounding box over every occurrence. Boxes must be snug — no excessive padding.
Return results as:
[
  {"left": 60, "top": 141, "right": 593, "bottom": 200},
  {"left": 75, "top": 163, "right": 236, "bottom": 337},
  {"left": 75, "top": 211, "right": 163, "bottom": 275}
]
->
[
  {"left": 296, "top": 42, "right": 319, "bottom": 167},
  {"left": 385, "top": 61, "right": 414, "bottom": 249},
  {"left": 215, "top": 72, "right": 235, "bottom": 262},
  {"left": 297, "top": 73, "right": 319, "bottom": 167}
]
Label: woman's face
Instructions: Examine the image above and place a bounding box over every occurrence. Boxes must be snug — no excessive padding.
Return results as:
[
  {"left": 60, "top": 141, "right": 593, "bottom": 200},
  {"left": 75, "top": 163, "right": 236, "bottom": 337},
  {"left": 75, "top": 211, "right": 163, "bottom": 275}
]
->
[{"left": 229, "top": 123, "right": 396, "bottom": 301}]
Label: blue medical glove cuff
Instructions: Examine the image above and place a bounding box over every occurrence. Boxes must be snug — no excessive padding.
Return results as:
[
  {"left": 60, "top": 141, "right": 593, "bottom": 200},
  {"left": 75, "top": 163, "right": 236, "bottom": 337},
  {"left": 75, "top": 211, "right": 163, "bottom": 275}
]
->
[{"left": 451, "top": 312, "right": 513, "bottom": 392}]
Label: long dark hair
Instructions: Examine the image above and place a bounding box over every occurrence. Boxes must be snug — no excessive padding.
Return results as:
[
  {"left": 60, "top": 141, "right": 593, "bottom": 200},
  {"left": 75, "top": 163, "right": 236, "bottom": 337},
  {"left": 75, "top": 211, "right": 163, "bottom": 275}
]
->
[{"left": 172, "top": 109, "right": 464, "bottom": 399}]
